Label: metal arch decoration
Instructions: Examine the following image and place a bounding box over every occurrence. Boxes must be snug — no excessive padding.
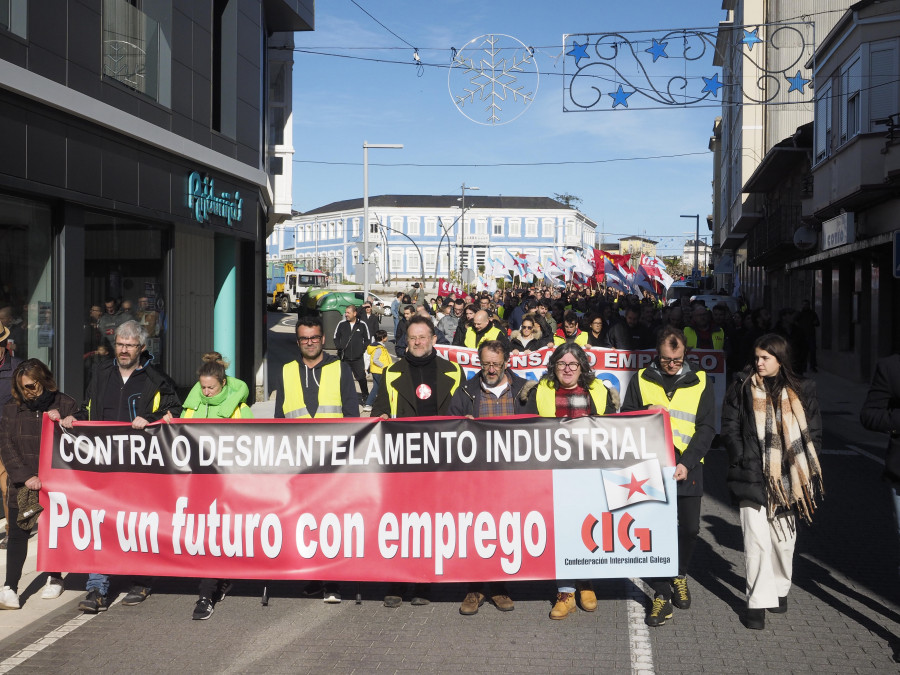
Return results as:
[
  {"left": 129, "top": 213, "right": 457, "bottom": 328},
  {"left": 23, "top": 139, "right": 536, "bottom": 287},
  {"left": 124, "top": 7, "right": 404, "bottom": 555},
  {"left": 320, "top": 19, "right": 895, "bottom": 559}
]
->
[
  {"left": 562, "top": 23, "right": 814, "bottom": 112},
  {"left": 449, "top": 34, "right": 539, "bottom": 126}
]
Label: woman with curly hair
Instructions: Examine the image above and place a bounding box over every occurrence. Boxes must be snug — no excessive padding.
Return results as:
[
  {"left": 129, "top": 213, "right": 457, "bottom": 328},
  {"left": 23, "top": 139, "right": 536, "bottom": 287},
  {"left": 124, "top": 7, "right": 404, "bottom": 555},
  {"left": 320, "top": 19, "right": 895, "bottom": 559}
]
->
[{"left": 525, "top": 343, "right": 617, "bottom": 620}]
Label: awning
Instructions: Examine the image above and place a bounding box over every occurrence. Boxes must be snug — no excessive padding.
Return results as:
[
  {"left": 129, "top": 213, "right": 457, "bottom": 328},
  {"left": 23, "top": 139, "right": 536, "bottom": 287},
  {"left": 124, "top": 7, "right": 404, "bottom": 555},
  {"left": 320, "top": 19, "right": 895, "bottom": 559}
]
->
[{"left": 785, "top": 231, "right": 893, "bottom": 270}]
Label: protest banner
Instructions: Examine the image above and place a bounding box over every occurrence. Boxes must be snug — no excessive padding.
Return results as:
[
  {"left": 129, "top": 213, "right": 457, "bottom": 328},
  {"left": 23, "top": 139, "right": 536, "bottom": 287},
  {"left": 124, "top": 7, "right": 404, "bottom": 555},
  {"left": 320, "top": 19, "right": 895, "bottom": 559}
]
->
[
  {"left": 39, "top": 412, "right": 678, "bottom": 582},
  {"left": 437, "top": 345, "right": 727, "bottom": 427}
]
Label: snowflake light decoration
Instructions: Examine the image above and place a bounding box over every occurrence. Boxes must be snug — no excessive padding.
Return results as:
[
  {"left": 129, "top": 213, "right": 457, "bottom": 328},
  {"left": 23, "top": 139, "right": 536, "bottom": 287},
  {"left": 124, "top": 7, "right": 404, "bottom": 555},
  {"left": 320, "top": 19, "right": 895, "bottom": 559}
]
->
[{"left": 448, "top": 34, "right": 539, "bottom": 126}]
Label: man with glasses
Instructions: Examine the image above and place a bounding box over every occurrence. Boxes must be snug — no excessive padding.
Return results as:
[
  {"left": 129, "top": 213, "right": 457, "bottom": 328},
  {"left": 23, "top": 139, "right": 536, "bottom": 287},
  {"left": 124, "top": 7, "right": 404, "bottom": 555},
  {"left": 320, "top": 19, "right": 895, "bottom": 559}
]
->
[
  {"left": 372, "top": 315, "right": 463, "bottom": 607},
  {"left": 621, "top": 326, "right": 715, "bottom": 627},
  {"left": 61, "top": 320, "right": 181, "bottom": 613},
  {"left": 275, "top": 315, "right": 359, "bottom": 603},
  {"left": 448, "top": 340, "right": 528, "bottom": 615}
]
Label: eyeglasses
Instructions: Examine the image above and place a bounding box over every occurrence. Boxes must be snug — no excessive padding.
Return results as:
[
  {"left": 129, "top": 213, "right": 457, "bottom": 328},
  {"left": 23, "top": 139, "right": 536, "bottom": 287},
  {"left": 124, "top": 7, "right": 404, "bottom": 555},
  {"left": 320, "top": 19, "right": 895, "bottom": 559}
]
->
[
  {"left": 297, "top": 335, "right": 323, "bottom": 344},
  {"left": 480, "top": 362, "right": 505, "bottom": 371},
  {"left": 115, "top": 342, "right": 140, "bottom": 350},
  {"left": 21, "top": 382, "right": 40, "bottom": 391},
  {"left": 555, "top": 361, "right": 581, "bottom": 372},
  {"left": 659, "top": 357, "right": 684, "bottom": 366}
]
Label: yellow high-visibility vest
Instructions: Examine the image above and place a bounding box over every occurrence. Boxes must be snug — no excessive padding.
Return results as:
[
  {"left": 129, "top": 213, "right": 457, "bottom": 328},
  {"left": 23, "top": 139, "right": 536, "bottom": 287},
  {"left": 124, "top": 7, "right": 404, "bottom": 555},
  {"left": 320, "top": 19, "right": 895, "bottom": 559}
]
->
[
  {"left": 637, "top": 370, "right": 706, "bottom": 455},
  {"left": 553, "top": 331, "right": 589, "bottom": 347},
  {"left": 464, "top": 325, "right": 502, "bottom": 349},
  {"left": 535, "top": 379, "right": 609, "bottom": 416},
  {"left": 282, "top": 360, "right": 344, "bottom": 418},
  {"left": 683, "top": 326, "right": 725, "bottom": 351}
]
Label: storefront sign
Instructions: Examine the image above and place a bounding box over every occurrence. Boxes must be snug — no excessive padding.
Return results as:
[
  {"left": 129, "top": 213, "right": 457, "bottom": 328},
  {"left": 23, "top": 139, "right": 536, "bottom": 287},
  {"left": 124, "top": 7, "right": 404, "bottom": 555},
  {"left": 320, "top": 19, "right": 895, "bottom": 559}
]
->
[
  {"left": 38, "top": 414, "right": 678, "bottom": 581},
  {"left": 186, "top": 171, "right": 243, "bottom": 226},
  {"left": 821, "top": 212, "right": 855, "bottom": 251}
]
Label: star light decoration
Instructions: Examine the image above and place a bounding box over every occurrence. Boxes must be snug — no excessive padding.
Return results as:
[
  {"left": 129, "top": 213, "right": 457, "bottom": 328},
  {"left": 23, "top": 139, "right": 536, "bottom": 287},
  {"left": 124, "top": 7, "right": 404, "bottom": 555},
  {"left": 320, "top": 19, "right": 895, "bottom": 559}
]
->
[{"left": 562, "top": 22, "right": 814, "bottom": 112}]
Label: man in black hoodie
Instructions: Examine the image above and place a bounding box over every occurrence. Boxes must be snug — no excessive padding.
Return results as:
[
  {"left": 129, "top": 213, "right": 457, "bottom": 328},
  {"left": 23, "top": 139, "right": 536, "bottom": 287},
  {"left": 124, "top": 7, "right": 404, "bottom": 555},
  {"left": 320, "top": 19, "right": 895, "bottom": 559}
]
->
[
  {"left": 61, "top": 320, "right": 182, "bottom": 614},
  {"left": 621, "top": 326, "right": 715, "bottom": 628}
]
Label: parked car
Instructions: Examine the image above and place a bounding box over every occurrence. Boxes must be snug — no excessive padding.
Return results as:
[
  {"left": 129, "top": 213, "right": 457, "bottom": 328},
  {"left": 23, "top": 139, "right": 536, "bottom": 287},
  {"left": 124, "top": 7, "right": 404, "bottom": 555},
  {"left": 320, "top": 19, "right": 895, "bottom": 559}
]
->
[{"left": 690, "top": 294, "right": 740, "bottom": 313}]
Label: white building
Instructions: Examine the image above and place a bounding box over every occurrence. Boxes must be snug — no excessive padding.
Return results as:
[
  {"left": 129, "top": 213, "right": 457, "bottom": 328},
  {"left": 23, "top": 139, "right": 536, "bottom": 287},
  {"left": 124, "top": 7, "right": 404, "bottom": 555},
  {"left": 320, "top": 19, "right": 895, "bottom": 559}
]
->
[
  {"left": 267, "top": 195, "right": 597, "bottom": 283},
  {"left": 682, "top": 240, "right": 712, "bottom": 270}
]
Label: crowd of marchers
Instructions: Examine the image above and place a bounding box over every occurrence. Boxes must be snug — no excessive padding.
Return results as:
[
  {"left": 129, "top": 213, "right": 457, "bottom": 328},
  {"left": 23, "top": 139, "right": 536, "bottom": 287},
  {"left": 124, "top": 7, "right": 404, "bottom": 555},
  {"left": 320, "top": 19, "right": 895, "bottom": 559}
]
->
[{"left": 0, "top": 284, "right": 895, "bottom": 642}]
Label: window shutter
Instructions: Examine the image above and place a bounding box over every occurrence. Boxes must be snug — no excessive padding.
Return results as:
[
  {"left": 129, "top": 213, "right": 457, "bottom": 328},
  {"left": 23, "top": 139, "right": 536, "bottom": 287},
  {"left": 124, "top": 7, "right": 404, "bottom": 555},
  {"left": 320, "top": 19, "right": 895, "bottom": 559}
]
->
[{"left": 869, "top": 43, "right": 898, "bottom": 132}]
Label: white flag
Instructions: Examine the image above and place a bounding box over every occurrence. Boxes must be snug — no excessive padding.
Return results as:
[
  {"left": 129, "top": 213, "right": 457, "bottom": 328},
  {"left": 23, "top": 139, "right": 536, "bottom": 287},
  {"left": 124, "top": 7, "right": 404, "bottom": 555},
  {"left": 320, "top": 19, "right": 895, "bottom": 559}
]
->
[{"left": 601, "top": 459, "right": 668, "bottom": 511}]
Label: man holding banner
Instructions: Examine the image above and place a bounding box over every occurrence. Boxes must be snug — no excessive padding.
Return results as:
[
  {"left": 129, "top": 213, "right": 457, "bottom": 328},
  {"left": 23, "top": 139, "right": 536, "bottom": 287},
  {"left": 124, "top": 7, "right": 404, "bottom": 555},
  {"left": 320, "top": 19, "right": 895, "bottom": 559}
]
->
[
  {"left": 448, "top": 339, "right": 529, "bottom": 615},
  {"left": 621, "top": 326, "right": 715, "bottom": 627},
  {"left": 373, "top": 315, "right": 463, "bottom": 607},
  {"left": 61, "top": 320, "right": 182, "bottom": 613}
]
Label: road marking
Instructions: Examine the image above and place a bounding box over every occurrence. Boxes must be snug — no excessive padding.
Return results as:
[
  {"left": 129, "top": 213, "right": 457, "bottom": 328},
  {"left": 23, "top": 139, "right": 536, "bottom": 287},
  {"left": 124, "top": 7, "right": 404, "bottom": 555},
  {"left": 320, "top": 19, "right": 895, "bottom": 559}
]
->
[
  {"left": 626, "top": 578, "right": 655, "bottom": 675},
  {"left": 270, "top": 317, "right": 297, "bottom": 334},
  {"left": 0, "top": 597, "right": 123, "bottom": 673},
  {"left": 847, "top": 444, "right": 885, "bottom": 466}
]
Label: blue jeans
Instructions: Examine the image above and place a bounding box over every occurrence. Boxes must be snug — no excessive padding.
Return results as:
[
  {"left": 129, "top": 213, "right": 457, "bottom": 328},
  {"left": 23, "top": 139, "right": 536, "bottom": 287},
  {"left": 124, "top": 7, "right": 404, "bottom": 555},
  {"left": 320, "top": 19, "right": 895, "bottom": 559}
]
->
[
  {"left": 86, "top": 573, "right": 109, "bottom": 595},
  {"left": 365, "top": 375, "right": 380, "bottom": 407}
]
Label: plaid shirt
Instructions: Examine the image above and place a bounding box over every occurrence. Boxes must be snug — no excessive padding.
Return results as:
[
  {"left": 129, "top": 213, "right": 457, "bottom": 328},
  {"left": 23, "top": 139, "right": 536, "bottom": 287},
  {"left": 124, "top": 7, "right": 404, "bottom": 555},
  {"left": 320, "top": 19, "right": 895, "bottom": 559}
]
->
[
  {"left": 476, "top": 373, "right": 518, "bottom": 418},
  {"left": 554, "top": 385, "right": 592, "bottom": 418}
]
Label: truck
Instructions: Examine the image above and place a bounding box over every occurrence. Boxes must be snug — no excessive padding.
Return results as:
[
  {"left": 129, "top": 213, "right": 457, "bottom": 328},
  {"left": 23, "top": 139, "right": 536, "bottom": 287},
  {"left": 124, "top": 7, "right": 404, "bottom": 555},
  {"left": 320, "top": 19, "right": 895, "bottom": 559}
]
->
[{"left": 270, "top": 264, "right": 328, "bottom": 312}]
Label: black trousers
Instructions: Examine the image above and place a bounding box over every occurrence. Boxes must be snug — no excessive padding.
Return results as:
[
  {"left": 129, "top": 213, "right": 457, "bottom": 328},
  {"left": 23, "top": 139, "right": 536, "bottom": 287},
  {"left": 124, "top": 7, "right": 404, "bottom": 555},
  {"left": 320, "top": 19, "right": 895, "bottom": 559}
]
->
[
  {"left": 647, "top": 495, "right": 702, "bottom": 599},
  {"left": 344, "top": 357, "right": 368, "bottom": 398},
  {"left": 4, "top": 506, "right": 60, "bottom": 592}
]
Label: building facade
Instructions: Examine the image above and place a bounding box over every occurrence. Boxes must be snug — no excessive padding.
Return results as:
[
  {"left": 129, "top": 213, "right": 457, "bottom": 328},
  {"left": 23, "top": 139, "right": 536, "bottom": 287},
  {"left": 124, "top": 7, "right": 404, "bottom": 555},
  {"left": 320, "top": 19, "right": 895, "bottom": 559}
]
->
[
  {"left": 267, "top": 195, "right": 598, "bottom": 283},
  {"left": 0, "top": 0, "right": 311, "bottom": 399}
]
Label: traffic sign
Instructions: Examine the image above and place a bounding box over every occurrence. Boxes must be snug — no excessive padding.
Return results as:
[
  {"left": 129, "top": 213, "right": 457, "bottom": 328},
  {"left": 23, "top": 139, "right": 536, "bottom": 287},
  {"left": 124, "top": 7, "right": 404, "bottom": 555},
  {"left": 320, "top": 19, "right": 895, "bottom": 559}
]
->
[
  {"left": 691, "top": 269, "right": 701, "bottom": 280},
  {"left": 894, "top": 230, "right": 900, "bottom": 279}
]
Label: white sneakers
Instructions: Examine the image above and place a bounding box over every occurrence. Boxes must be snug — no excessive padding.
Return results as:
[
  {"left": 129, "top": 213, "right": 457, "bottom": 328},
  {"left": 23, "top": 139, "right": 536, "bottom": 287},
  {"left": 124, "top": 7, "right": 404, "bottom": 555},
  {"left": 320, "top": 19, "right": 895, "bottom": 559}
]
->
[
  {"left": 41, "top": 577, "right": 65, "bottom": 599},
  {"left": 0, "top": 586, "right": 20, "bottom": 610}
]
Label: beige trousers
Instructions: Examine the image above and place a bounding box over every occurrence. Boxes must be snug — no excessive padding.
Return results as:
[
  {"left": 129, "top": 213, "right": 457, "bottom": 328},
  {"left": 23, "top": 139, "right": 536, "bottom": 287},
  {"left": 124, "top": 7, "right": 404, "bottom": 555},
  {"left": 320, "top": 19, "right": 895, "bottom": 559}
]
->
[{"left": 739, "top": 501, "right": 796, "bottom": 609}]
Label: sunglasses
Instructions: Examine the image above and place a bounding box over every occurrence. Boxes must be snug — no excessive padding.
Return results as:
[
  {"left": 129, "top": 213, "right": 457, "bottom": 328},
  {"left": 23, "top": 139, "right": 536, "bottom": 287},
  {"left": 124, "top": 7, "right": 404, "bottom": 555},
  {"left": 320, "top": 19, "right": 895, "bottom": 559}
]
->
[{"left": 22, "top": 382, "right": 40, "bottom": 391}]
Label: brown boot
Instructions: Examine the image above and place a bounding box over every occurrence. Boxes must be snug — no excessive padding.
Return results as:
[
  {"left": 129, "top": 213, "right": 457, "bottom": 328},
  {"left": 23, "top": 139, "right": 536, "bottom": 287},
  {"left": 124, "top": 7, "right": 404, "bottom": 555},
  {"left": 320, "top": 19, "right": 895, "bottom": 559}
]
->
[
  {"left": 459, "top": 592, "right": 485, "bottom": 616},
  {"left": 577, "top": 581, "right": 597, "bottom": 612},
  {"left": 550, "top": 592, "right": 576, "bottom": 620}
]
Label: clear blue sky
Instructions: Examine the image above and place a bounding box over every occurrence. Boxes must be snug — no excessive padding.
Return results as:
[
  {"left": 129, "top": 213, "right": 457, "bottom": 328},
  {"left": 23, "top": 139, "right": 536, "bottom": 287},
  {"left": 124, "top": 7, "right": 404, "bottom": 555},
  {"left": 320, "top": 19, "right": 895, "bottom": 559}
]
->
[{"left": 290, "top": 1, "right": 728, "bottom": 255}]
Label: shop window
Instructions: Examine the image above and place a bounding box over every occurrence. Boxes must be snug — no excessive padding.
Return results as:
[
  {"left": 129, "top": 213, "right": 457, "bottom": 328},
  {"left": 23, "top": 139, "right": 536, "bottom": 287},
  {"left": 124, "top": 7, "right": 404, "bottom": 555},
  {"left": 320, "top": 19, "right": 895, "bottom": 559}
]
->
[
  {"left": 0, "top": 194, "right": 52, "bottom": 367},
  {"left": 0, "top": 0, "right": 26, "bottom": 38},
  {"left": 102, "top": 0, "right": 172, "bottom": 107}
]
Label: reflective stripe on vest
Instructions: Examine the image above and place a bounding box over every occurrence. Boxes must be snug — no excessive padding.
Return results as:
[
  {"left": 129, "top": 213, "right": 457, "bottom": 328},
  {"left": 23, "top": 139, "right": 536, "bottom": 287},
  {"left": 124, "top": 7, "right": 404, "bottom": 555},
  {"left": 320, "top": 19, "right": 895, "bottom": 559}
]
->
[
  {"left": 637, "top": 369, "right": 706, "bottom": 454},
  {"left": 282, "top": 360, "right": 344, "bottom": 418},
  {"left": 464, "top": 325, "right": 501, "bottom": 349},
  {"left": 553, "top": 331, "right": 588, "bottom": 347},
  {"left": 382, "top": 362, "right": 463, "bottom": 418},
  {"left": 535, "top": 379, "right": 608, "bottom": 417},
  {"left": 683, "top": 326, "right": 725, "bottom": 350}
]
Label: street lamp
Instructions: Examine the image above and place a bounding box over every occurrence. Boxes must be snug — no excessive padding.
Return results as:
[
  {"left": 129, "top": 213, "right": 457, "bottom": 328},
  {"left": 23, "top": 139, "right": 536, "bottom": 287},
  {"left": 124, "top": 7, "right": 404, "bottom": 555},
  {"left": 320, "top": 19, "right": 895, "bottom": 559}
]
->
[
  {"left": 680, "top": 214, "right": 700, "bottom": 277},
  {"left": 363, "top": 141, "right": 403, "bottom": 300},
  {"left": 458, "top": 183, "right": 479, "bottom": 274}
]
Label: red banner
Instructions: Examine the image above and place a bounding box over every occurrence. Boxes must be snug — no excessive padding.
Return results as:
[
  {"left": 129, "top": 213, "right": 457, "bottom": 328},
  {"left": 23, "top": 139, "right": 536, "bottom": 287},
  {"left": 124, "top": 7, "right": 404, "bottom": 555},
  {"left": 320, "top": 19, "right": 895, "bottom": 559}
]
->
[
  {"left": 437, "top": 279, "right": 463, "bottom": 297},
  {"left": 39, "top": 413, "right": 678, "bottom": 582}
]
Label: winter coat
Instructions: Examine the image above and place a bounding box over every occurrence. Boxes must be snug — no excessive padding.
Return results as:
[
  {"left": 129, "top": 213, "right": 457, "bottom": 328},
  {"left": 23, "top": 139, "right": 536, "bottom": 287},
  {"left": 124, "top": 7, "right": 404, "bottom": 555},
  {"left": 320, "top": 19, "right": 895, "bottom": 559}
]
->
[
  {"left": 182, "top": 377, "right": 253, "bottom": 419},
  {"left": 721, "top": 373, "right": 821, "bottom": 507},
  {"left": 860, "top": 353, "right": 900, "bottom": 483},
  {"left": 509, "top": 326, "right": 549, "bottom": 352},
  {"left": 447, "top": 371, "right": 531, "bottom": 417},
  {"left": 78, "top": 353, "right": 181, "bottom": 423},
  {"left": 0, "top": 391, "right": 82, "bottom": 511},
  {"left": 0, "top": 353, "right": 22, "bottom": 416}
]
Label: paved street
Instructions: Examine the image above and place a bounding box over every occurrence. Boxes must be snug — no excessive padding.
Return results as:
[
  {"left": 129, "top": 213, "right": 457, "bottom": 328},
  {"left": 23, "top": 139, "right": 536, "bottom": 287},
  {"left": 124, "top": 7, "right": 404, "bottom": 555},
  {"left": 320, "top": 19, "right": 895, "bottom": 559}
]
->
[{"left": 0, "top": 316, "right": 897, "bottom": 673}]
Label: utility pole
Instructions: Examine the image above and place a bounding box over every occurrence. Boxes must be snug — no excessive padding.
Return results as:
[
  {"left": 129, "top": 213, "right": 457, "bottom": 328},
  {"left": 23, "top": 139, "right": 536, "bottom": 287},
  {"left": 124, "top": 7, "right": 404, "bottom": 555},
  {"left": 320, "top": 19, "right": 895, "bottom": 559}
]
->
[{"left": 680, "top": 214, "right": 700, "bottom": 279}]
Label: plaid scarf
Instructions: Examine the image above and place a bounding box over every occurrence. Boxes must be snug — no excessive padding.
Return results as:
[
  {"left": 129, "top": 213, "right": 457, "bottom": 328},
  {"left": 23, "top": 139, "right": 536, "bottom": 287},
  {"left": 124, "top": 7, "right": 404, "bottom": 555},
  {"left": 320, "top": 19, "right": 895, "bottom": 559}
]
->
[{"left": 750, "top": 374, "right": 824, "bottom": 523}]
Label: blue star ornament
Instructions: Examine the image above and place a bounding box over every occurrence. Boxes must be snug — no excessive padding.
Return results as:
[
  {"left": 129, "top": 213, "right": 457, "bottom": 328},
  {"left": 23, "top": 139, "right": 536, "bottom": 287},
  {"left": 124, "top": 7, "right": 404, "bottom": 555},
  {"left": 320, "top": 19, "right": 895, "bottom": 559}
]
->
[
  {"left": 609, "top": 85, "right": 634, "bottom": 108},
  {"left": 567, "top": 40, "right": 589, "bottom": 67},
  {"left": 742, "top": 28, "right": 763, "bottom": 51},
  {"left": 786, "top": 70, "right": 810, "bottom": 94},
  {"left": 701, "top": 73, "right": 724, "bottom": 97},
  {"left": 645, "top": 38, "right": 668, "bottom": 62}
]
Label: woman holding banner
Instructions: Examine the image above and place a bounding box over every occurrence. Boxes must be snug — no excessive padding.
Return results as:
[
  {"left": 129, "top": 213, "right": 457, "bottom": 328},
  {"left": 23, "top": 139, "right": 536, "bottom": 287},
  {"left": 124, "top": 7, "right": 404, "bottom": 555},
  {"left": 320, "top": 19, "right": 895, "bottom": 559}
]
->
[
  {"left": 0, "top": 359, "right": 80, "bottom": 609},
  {"left": 181, "top": 352, "right": 252, "bottom": 619},
  {"left": 524, "top": 343, "right": 617, "bottom": 620},
  {"left": 721, "top": 333, "right": 823, "bottom": 630}
]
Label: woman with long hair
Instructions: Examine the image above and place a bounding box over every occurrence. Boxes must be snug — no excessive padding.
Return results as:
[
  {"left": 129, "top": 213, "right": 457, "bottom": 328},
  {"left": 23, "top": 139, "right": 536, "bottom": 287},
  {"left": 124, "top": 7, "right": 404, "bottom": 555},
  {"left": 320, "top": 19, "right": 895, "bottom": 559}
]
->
[
  {"left": 721, "top": 333, "right": 824, "bottom": 629},
  {"left": 525, "top": 343, "right": 617, "bottom": 620},
  {"left": 0, "top": 359, "right": 81, "bottom": 608}
]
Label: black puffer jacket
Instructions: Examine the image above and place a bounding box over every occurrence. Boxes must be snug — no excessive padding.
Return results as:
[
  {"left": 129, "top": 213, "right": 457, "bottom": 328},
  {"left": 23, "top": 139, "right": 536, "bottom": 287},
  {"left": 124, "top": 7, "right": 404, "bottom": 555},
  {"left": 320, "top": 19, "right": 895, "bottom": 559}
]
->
[{"left": 721, "top": 373, "right": 821, "bottom": 507}]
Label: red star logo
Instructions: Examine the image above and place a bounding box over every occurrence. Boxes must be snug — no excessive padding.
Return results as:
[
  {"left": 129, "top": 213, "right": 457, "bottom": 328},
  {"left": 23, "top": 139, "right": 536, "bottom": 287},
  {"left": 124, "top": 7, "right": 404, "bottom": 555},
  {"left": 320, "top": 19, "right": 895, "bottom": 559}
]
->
[{"left": 621, "top": 473, "right": 650, "bottom": 499}]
